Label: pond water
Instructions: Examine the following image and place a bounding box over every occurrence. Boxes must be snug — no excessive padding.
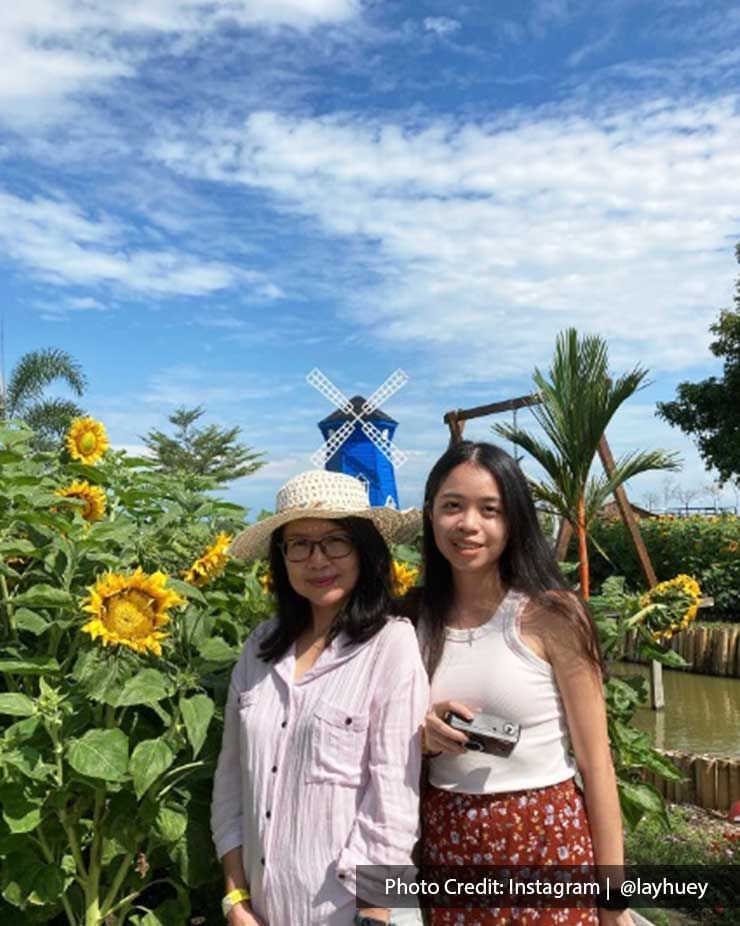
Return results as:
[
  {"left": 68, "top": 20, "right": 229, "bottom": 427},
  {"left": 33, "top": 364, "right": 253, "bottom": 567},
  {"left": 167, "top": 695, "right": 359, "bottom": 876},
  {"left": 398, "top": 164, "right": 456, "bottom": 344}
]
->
[{"left": 609, "top": 662, "right": 740, "bottom": 757}]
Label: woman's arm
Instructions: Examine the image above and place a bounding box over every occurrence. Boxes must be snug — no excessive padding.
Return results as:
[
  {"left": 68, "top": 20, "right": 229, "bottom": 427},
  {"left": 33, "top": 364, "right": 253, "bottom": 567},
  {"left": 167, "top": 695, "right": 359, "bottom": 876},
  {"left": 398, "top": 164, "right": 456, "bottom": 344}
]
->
[
  {"left": 221, "top": 847, "right": 265, "bottom": 925},
  {"left": 544, "top": 609, "right": 633, "bottom": 926}
]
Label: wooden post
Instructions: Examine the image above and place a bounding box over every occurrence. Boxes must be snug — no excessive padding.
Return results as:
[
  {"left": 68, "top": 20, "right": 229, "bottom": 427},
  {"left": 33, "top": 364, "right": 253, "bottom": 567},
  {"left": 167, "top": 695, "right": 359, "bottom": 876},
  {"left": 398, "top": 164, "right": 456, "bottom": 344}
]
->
[
  {"left": 554, "top": 519, "right": 573, "bottom": 561},
  {"left": 444, "top": 411, "right": 465, "bottom": 443},
  {"left": 597, "top": 437, "right": 657, "bottom": 587},
  {"left": 597, "top": 435, "right": 663, "bottom": 709}
]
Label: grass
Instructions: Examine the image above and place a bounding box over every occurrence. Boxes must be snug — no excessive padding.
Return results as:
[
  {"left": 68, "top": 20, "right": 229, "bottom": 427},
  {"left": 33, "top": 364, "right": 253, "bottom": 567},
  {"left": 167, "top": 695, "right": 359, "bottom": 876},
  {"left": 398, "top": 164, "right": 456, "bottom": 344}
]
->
[{"left": 625, "top": 804, "right": 739, "bottom": 926}]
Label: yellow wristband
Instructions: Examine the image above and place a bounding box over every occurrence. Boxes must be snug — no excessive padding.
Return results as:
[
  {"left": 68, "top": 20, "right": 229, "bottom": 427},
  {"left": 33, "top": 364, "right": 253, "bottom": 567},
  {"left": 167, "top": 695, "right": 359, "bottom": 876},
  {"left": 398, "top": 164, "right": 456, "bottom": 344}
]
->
[{"left": 222, "top": 887, "right": 250, "bottom": 918}]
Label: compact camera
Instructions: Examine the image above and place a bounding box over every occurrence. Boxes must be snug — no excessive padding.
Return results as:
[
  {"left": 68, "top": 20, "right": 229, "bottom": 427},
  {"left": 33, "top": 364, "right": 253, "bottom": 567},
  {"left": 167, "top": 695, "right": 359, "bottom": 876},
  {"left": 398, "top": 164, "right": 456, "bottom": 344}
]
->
[{"left": 444, "top": 711, "right": 521, "bottom": 756}]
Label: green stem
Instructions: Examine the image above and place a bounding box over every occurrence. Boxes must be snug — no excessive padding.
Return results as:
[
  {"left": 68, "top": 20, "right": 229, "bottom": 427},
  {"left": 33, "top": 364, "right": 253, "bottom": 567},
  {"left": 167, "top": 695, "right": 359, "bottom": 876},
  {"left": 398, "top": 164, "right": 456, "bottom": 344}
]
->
[
  {"left": 0, "top": 572, "right": 17, "bottom": 641},
  {"left": 47, "top": 722, "right": 64, "bottom": 787},
  {"left": 84, "top": 788, "right": 106, "bottom": 926},
  {"left": 100, "top": 853, "right": 132, "bottom": 919},
  {"left": 156, "top": 760, "right": 207, "bottom": 800},
  {"left": 58, "top": 807, "right": 87, "bottom": 880},
  {"left": 104, "top": 878, "right": 172, "bottom": 920}
]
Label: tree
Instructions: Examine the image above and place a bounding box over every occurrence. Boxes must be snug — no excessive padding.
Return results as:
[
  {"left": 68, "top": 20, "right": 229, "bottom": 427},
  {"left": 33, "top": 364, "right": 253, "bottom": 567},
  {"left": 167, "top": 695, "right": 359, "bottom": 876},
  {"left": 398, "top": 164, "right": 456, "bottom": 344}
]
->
[
  {"left": 657, "top": 243, "right": 740, "bottom": 487},
  {"left": 674, "top": 484, "right": 699, "bottom": 514},
  {"left": 0, "top": 347, "right": 86, "bottom": 448},
  {"left": 142, "top": 406, "right": 265, "bottom": 485},
  {"left": 641, "top": 490, "right": 660, "bottom": 512},
  {"left": 494, "top": 328, "right": 680, "bottom": 598}
]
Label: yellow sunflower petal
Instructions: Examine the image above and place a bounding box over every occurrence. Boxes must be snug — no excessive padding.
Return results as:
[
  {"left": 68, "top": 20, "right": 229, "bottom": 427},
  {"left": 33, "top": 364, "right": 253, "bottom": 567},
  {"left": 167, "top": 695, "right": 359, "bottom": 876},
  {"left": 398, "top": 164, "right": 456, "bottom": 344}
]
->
[
  {"left": 55, "top": 480, "right": 107, "bottom": 522},
  {"left": 391, "top": 560, "right": 419, "bottom": 597},
  {"left": 183, "top": 533, "right": 232, "bottom": 588},
  {"left": 66, "top": 417, "right": 110, "bottom": 465},
  {"left": 81, "top": 568, "right": 184, "bottom": 656}
]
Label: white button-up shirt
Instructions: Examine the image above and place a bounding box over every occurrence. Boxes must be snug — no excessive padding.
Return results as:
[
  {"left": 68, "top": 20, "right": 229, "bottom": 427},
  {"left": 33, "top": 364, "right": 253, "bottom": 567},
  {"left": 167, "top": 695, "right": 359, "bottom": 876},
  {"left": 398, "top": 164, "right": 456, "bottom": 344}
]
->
[{"left": 211, "top": 616, "right": 429, "bottom": 925}]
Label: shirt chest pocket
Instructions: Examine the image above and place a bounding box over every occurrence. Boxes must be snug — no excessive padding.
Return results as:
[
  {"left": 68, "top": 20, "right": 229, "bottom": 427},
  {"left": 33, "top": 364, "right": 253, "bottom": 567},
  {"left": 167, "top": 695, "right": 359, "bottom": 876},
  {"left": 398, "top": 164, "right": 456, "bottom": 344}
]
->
[{"left": 305, "top": 699, "right": 370, "bottom": 788}]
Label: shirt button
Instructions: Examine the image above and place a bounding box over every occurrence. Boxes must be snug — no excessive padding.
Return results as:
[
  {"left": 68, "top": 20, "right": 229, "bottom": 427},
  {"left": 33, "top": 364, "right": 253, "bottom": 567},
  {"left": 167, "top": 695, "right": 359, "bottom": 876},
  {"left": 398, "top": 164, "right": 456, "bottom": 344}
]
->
[
  {"left": 344, "top": 717, "right": 352, "bottom": 725},
  {"left": 338, "top": 872, "right": 345, "bottom": 880},
  {"left": 271, "top": 765, "right": 278, "bottom": 773},
  {"left": 260, "top": 857, "right": 265, "bottom": 865},
  {"left": 281, "top": 720, "right": 287, "bottom": 728},
  {"left": 265, "top": 810, "right": 271, "bottom": 819}
]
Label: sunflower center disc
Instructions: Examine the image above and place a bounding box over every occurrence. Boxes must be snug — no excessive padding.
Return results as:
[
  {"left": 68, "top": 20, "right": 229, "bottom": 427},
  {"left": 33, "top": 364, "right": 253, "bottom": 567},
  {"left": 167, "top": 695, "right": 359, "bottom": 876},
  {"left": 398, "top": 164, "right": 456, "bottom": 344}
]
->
[
  {"left": 79, "top": 433, "right": 97, "bottom": 453},
  {"left": 106, "top": 594, "right": 155, "bottom": 639}
]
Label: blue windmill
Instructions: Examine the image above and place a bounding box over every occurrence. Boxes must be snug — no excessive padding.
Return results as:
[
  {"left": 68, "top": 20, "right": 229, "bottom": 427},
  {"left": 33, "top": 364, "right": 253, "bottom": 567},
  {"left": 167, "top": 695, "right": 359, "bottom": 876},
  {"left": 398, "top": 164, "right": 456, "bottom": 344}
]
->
[{"left": 308, "top": 368, "right": 408, "bottom": 508}]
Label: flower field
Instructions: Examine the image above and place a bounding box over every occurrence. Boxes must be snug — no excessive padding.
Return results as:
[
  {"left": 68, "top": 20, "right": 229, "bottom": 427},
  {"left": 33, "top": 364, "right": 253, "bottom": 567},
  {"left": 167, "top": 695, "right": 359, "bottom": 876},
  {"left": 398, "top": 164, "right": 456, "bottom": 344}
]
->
[
  {"left": 588, "top": 514, "right": 740, "bottom": 620},
  {"left": 0, "top": 420, "right": 273, "bottom": 925}
]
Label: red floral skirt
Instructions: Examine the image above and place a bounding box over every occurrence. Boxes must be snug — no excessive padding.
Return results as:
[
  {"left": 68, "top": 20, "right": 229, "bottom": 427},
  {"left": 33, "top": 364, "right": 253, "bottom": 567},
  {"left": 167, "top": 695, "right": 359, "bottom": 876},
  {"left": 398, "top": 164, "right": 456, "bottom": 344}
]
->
[{"left": 421, "top": 778, "right": 599, "bottom": 925}]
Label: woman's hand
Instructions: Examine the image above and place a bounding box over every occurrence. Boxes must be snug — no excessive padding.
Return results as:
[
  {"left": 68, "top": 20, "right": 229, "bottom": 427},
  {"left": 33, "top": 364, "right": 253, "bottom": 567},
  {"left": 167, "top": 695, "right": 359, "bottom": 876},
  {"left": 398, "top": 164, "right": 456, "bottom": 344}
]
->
[
  {"left": 423, "top": 700, "right": 473, "bottom": 755},
  {"left": 228, "top": 901, "right": 266, "bottom": 925}
]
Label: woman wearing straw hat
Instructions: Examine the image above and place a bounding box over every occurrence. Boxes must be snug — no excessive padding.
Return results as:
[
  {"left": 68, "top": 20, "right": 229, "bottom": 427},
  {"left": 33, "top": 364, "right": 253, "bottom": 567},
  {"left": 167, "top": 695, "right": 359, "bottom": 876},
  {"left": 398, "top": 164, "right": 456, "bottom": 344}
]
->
[{"left": 211, "top": 470, "right": 428, "bottom": 926}]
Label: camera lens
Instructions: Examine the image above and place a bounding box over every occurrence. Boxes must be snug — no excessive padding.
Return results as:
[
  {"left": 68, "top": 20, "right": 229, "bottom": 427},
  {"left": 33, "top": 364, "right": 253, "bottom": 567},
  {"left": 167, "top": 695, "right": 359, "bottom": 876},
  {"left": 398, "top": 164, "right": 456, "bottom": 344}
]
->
[{"left": 465, "top": 740, "right": 484, "bottom": 751}]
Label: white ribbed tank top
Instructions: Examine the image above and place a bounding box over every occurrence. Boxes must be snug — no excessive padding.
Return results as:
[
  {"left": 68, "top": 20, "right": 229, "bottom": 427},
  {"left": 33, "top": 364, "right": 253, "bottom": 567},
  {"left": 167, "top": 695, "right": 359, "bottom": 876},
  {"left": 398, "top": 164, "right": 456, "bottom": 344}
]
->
[{"left": 428, "top": 589, "right": 576, "bottom": 794}]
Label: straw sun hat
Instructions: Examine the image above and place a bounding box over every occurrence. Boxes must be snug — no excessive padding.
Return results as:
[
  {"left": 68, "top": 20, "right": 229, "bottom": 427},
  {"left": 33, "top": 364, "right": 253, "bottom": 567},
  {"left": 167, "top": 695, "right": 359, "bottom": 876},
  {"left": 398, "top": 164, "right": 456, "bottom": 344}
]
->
[{"left": 228, "top": 470, "right": 421, "bottom": 562}]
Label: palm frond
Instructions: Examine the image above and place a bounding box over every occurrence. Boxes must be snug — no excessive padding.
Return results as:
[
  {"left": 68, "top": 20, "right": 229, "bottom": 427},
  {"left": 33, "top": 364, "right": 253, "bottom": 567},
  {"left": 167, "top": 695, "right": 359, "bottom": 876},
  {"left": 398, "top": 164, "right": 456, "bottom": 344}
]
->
[
  {"left": 6, "top": 349, "right": 86, "bottom": 416},
  {"left": 24, "top": 398, "right": 86, "bottom": 449}
]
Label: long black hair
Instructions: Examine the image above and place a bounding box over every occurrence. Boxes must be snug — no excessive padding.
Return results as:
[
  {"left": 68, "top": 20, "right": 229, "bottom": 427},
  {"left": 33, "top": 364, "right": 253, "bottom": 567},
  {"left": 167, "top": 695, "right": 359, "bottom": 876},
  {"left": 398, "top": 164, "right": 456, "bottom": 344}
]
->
[
  {"left": 258, "top": 516, "right": 393, "bottom": 662},
  {"left": 419, "top": 441, "right": 602, "bottom": 678}
]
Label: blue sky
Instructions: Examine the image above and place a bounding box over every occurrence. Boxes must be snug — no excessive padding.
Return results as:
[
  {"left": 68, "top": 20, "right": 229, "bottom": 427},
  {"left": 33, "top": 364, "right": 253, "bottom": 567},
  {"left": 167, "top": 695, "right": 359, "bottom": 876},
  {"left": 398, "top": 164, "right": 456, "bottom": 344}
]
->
[{"left": 2, "top": 0, "right": 740, "bottom": 515}]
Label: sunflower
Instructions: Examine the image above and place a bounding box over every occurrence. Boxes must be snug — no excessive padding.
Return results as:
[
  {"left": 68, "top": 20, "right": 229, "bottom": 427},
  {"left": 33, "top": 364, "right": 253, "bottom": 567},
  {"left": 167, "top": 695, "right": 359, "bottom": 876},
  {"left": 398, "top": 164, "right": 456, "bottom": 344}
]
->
[
  {"left": 82, "top": 568, "right": 185, "bottom": 656},
  {"left": 66, "top": 417, "right": 110, "bottom": 464},
  {"left": 638, "top": 574, "right": 701, "bottom": 642},
  {"left": 258, "top": 567, "right": 274, "bottom": 596},
  {"left": 391, "top": 560, "right": 419, "bottom": 597},
  {"left": 55, "top": 480, "right": 107, "bottom": 522},
  {"left": 183, "top": 533, "right": 231, "bottom": 587}
]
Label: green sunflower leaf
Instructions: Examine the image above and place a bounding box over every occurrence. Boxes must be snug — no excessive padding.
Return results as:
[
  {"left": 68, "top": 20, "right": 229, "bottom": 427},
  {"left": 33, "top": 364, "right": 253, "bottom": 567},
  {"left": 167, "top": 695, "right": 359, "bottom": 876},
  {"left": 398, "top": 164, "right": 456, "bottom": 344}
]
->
[
  {"left": 67, "top": 728, "right": 129, "bottom": 782},
  {"left": 129, "top": 738, "right": 175, "bottom": 799},
  {"left": 116, "top": 669, "right": 174, "bottom": 707},
  {"left": 180, "top": 694, "right": 215, "bottom": 759}
]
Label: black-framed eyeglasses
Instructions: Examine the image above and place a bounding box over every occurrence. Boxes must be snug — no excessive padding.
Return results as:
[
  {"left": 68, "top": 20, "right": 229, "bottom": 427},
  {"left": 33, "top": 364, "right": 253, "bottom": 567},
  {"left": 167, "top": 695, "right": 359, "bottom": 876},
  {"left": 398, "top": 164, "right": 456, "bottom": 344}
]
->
[{"left": 280, "top": 534, "right": 354, "bottom": 563}]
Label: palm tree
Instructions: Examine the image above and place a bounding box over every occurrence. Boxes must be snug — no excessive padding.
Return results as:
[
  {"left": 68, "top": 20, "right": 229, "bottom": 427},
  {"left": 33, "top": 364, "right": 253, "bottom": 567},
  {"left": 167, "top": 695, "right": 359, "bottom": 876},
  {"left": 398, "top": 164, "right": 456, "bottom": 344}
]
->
[
  {"left": 494, "top": 329, "right": 680, "bottom": 598},
  {"left": 0, "top": 348, "right": 87, "bottom": 449}
]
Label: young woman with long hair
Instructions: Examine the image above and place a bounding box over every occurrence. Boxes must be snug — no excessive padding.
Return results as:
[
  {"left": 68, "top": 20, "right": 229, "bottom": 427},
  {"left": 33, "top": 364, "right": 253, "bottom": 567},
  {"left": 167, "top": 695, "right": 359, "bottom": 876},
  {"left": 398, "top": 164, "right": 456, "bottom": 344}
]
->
[
  {"left": 417, "top": 441, "right": 631, "bottom": 926},
  {"left": 211, "top": 470, "right": 428, "bottom": 926}
]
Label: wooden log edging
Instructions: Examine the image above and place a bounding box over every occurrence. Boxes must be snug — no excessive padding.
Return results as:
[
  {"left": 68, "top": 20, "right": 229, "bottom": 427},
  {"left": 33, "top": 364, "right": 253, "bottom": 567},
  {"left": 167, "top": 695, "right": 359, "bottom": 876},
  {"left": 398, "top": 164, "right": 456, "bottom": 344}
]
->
[
  {"left": 643, "top": 750, "right": 740, "bottom": 813},
  {"left": 622, "top": 625, "right": 740, "bottom": 677}
]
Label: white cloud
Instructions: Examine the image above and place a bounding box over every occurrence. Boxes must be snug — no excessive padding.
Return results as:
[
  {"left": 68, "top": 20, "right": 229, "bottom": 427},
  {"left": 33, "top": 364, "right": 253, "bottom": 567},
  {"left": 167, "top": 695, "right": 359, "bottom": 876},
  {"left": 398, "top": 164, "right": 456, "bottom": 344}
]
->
[
  {"left": 151, "top": 97, "right": 740, "bottom": 380},
  {"left": 422, "top": 17, "right": 461, "bottom": 37},
  {"left": 0, "top": 0, "right": 361, "bottom": 124},
  {"left": 0, "top": 190, "right": 241, "bottom": 296}
]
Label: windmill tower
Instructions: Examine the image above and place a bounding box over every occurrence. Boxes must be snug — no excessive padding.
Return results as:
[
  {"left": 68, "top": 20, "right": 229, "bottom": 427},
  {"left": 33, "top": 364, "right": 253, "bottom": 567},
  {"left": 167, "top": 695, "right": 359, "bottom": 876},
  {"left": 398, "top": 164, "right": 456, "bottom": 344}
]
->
[
  {"left": 319, "top": 397, "right": 400, "bottom": 507},
  {"left": 307, "top": 368, "right": 408, "bottom": 508}
]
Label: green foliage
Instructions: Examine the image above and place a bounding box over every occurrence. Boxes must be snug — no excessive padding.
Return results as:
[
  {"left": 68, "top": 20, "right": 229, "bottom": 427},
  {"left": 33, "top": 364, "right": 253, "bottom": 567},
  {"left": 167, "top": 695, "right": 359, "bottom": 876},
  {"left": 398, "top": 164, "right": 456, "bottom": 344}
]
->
[
  {"left": 589, "top": 515, "right": 740, "bottom": 620},
  {"left": 590, "top": 576, "right": 689, "bottom": 832},
  {"left": 0, "top": 421, "right": 274, "bottom": 925},
  {"left": 141, "top": 406, "right": 265, "bottom": 487},
  {"left": 658, "top": 242, "right": 740, "bottom": 487},
  {"left": 0, "top": 349, "right": 87, "bottom": 450}
]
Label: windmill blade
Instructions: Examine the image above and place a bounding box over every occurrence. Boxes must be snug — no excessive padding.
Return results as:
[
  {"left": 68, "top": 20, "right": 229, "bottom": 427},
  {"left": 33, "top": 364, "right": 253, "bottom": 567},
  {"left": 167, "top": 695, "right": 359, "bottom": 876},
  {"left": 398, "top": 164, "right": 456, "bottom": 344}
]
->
[
  {"left": 310, "top": 419, "right": 356, "bottom": 467},
  {"left": 360, "top": 369, "right": 408, "bottom": 417},
  {"left": 361, "top": 420, "right": 408, "bottom": 467},
  {"left": 306, "top": 368, "right": 354, "bottom": 415}
]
